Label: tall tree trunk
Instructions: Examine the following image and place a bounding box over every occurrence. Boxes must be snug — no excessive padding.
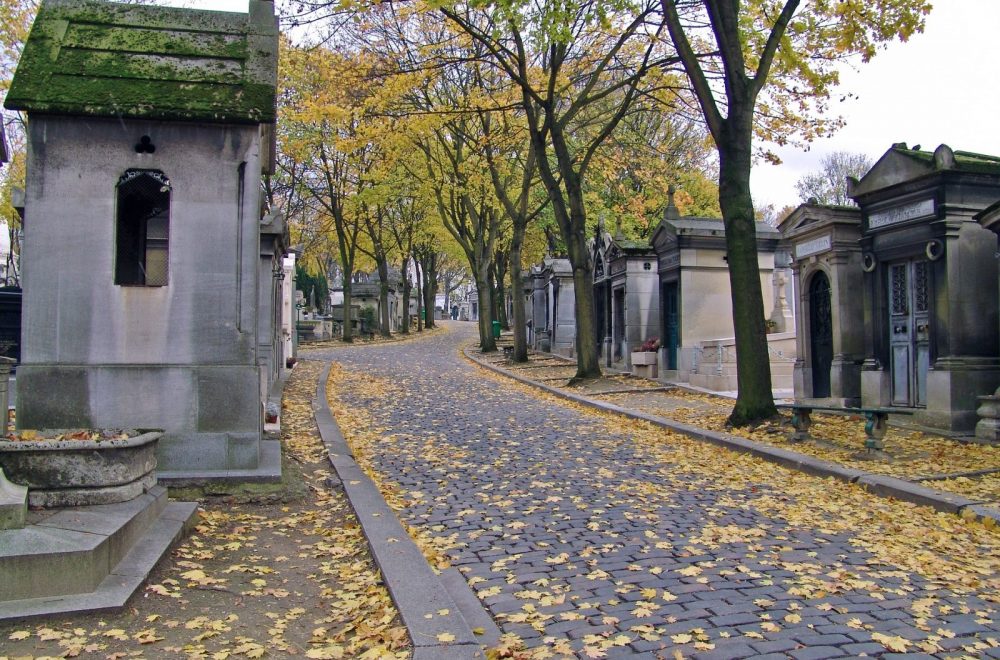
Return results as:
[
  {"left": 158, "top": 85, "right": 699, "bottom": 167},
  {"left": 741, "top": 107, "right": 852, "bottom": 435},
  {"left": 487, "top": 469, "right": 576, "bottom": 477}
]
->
[
  {"left": 493, "top": 260, "right": 509, "bottom": 329},
  {"left": 444, "top": 275, "right": 453, "bottom": 317},
  {"left": 528, "top": 119, "right": 600, "bottom": 379},
  {"left": 476, "top": 272, "right": 496, "bottom": 351},
  {"left": 400, "top": 256, "right": 412, "bottom": 334},
  {"left": 376, "top": 256, "right": 391, "bottom": 338},
  {"left": 420, "top": 255, "right": 433, "bottom": 329},
  {"left": 341, "top": 273, "right": 354, "bottom": 343},
  {"left": 415, "top": 260, "right": 424, "bottom": 332},
  {"left": 510, "top": 221, "right": 528, "bottom": 362},
  {"left": 423, "top": 252, "right": 438, "bottom": 329},
  {"left": 564, "top": 193, "right": 600, "bottom": 379},
  {"left": 718, "top": 128, "right": 776, "bottom": 425}
]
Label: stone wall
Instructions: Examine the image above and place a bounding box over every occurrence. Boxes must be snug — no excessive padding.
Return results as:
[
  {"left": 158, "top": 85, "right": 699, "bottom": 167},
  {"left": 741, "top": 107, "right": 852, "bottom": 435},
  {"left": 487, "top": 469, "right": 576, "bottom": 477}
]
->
[{"left": 17, "top": 115, "right": 266, "bottom": 473}]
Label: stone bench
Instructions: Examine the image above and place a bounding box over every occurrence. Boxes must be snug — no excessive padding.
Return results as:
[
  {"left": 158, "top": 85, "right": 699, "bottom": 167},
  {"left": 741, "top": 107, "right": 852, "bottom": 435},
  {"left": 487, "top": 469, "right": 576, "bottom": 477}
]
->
[{"left": 776, "top": 404, "right": 913, "bottom": 452}]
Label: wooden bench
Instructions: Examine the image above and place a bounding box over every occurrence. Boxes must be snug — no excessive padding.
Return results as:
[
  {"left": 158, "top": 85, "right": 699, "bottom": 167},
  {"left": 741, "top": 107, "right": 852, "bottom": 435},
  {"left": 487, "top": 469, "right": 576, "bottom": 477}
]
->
[{"left": 776, "top": 404, "right": 913, "bottom": 452}]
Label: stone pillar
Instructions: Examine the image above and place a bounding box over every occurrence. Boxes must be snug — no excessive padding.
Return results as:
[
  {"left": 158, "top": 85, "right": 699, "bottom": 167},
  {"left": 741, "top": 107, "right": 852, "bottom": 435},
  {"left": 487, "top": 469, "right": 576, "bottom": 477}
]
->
[
  {"left": 769, "top": 250, "right": 794, "bottom": 333},
  {"left": 0, "top": 356, "right": 14, "bottom": 435}
]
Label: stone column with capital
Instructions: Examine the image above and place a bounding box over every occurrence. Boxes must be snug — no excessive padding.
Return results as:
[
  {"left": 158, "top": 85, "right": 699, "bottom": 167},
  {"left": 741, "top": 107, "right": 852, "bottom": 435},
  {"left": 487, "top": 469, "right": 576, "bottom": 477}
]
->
[{"left": 769, "top": 249, "right": 794, "bottom": 332}]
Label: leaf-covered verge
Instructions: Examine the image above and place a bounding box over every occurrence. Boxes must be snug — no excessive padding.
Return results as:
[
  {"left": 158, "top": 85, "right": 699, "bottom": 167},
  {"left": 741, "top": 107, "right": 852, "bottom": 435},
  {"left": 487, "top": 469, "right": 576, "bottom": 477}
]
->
[
  {"left": 0, "top": 360, "right": 409, "bottom": 660},
  {"left": 328, "top": 350, "right": 1000, "bottom": 659},
  {"left": 491, "top": 352, "right": 1000, "bottom": 503}
]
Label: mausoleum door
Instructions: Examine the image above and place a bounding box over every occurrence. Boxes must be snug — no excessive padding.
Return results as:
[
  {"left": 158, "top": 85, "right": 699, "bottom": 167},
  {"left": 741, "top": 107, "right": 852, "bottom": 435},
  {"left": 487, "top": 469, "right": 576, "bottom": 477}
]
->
[
  {"left": 613, "top": 287, "right": 625, "bottom": 360},
  {"left": 663, "top": 282, "right": 679, "bottom": 370},
  {"left": 594, "top": 282, "right": 607, "bottom": 346},
  {"left": 888, "top": 260, "right": 931, "bottom": 407},
  {"left": 808, "top": 272, "right": 833, "bottom": 398}
]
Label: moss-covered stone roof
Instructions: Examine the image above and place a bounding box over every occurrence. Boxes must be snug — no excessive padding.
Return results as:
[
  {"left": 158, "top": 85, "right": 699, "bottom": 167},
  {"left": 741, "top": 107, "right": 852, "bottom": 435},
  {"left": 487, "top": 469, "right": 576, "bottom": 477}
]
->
[
  {"left": 892, "top": 144, "right": 1000, "bottom": 175},
  {"left": 612, "top": 238, "right": 653, "bottom": 252},
  {"left": 4, "top": 0, "right": 278, "bottom": 124}
]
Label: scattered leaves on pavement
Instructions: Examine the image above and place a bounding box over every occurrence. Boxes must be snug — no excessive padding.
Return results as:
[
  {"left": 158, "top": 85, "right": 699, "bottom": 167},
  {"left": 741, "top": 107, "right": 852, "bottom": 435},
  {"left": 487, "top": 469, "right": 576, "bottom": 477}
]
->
[{"left": 0, "top": 360, "right": 409, "bottom": 660}]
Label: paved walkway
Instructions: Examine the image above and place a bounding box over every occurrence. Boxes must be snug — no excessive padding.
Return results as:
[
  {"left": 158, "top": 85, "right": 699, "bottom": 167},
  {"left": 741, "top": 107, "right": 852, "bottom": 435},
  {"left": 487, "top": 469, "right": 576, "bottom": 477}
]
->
[{"left": 306, "top": 322, "right": 1000, "bottom": 659}]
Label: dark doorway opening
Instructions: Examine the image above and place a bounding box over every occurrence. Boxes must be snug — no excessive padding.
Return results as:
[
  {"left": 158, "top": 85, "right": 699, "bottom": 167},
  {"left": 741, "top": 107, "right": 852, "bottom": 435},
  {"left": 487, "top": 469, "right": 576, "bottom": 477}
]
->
[{"left": 809, "top": 271, "right": 833, "bottom": 398}]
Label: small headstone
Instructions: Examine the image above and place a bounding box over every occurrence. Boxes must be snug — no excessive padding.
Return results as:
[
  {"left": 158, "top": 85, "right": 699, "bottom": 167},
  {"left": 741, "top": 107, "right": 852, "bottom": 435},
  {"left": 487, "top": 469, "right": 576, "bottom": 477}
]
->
[{"left": 0, "top": 467, "right": 28, "bottom": 530}]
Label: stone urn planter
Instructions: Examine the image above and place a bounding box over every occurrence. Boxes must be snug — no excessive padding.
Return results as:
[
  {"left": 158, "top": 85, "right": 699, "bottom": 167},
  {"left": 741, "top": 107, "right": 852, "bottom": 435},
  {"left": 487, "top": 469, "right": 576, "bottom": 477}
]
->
[
  {"left": 631, "top": 338, "right": 661, "bottom": 379},
  {"left": 0, "top": 430, "right": 161, "bottom": 507},
  {"left": 631, "top": 351, "right": 658, "bottom": 378}
]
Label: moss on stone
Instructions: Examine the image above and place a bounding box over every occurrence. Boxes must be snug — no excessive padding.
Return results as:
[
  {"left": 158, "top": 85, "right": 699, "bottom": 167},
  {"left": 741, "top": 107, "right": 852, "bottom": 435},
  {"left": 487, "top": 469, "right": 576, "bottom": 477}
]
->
[{"left": 4, "top": 0, "right": 276, "bottom": 124}]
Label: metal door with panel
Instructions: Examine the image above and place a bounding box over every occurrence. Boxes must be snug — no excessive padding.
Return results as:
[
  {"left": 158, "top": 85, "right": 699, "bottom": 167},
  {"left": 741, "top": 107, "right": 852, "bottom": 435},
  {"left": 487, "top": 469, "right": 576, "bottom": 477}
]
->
[
  {"left": 888, "top": 260, "right": 931, "bottom": 407},
  {"left": 613, "top": 287, "right": 625, "bottom": 360},
  {"left": 809, "top": 272, "right": 833, "bottom": 398},
  {"left": 662, "top": 281, "right": 679, "bottom": 370}
]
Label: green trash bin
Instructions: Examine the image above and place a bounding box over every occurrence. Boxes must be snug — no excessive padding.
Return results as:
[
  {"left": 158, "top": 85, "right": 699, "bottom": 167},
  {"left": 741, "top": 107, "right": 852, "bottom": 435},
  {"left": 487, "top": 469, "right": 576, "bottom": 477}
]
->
[{"left": 492, "top": 320, "right": 501, "bottom": 339}]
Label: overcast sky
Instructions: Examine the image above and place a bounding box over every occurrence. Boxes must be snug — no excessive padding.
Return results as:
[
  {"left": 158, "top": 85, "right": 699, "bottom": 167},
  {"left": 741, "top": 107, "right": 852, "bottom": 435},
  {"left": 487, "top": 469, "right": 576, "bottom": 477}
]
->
[
  {"left": 171, "top": 1, "right": 1000, "bottom": 210},
  {"left": 751, "top": 0, "right": 1000, "bottom": 209}
]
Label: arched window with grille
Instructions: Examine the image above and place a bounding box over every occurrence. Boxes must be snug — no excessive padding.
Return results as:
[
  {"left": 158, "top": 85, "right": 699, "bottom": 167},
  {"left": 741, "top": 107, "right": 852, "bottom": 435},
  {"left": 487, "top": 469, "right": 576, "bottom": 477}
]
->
[{"left": 115, "top": 169, "right": 170, "bottom": 286}]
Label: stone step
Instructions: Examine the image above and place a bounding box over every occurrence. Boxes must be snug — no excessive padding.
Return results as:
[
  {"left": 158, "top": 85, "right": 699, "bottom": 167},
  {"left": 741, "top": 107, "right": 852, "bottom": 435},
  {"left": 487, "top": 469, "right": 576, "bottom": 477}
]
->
[{"left": 0, "top": 489, "right": 197, "bottom": 619}]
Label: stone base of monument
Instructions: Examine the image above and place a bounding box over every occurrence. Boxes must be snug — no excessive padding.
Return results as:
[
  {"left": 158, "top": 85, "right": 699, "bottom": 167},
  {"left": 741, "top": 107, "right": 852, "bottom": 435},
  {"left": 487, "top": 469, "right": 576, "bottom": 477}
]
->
[
  {"left": 0, "top": 468, "right": 28, "bottom": 529},
  {"left": 0, "top": 431, "right": 161, "bottom": 508},
  {"left": 0, "top": 485, "right": 198, "bottom": 621}
]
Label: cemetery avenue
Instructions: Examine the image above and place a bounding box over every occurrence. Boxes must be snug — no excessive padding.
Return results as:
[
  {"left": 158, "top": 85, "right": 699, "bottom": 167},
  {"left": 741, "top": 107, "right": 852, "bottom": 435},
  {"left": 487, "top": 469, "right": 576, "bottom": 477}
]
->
[
  {"left": 318, "top": 323, "right": 1000, "bottom": 659},
  {"left": 5, "top": 1, "right": 1000, "bottom": 657}
]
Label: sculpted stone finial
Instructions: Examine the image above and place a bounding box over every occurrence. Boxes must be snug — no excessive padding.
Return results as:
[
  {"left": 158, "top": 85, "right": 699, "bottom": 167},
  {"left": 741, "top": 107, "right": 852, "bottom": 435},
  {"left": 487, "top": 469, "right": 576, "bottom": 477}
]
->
[
  {"left": 934, "top": 144, "right": 955, "bottom": 170},
  {"left": 663, "top": 184, "right": 681, "bottom": 222}
]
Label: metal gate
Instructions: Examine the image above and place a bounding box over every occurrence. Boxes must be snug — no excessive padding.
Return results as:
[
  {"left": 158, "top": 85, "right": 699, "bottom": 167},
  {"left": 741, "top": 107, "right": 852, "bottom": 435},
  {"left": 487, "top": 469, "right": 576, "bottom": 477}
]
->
[
  {"left": 889, "top": 260, "right": 930, "bottom": 407},
  {"left": 809, "top": 272, "right": 832, "bottom": 398}
]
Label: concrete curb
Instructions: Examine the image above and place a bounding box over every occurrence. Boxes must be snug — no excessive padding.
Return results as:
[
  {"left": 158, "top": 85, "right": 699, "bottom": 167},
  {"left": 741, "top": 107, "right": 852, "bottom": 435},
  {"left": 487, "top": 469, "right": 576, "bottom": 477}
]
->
[
  {"left": 465, "top": 348, "right": 1000, "bottom": 526},
  {"left": 313, "top": 362, "right": 497, "bottom": 659}
]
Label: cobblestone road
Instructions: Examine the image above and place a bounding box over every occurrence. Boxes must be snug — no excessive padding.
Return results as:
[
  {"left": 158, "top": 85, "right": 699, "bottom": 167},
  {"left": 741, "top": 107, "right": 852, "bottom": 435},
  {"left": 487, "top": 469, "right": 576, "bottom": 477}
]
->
[{"left": 307, "top": 323, "right": 1000, "bottom": 659}]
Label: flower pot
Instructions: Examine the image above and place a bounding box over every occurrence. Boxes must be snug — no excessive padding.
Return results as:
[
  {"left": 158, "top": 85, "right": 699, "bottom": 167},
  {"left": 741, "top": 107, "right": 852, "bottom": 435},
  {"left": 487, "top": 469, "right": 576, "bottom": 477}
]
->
[
  {"left": 631, "top": 351, "right": 658, "bottom": 366},
  {"left": 0, "top": 431, "right": 161, "bottom": 507},
  {"left": 631, "top": 351, "right": 659, "bottom": 378}
]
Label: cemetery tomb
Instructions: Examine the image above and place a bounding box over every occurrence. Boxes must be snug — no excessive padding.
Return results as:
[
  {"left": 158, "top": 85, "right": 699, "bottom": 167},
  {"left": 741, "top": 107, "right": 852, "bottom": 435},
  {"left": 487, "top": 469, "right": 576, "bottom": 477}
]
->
[
  {"left": 4, "top": 0, "right": 282, "bottom": 479},
  {"left": 780, "top": 203, "right": 865, "bottom": 405},
  {"left": 848, "top": 143, "right": 1000, "bottom": 434},
  {"left": 651, "top": 188, "right": 785, "bottom": 388}
]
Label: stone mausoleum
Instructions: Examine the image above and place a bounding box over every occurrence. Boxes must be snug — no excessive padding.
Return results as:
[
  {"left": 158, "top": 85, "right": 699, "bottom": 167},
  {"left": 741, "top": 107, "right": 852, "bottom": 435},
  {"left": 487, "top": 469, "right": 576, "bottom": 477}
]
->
[
  {"left": 651, "top": 190, "right": 786, "bottom": 388},
  {"left": 591, "top": 224, "right": 660, "bottom": 369},
  {"left": 848, "top": 144, "right": 1000, "bottom": 434},
  {"left": 785, "top": 143, "right": 1000, "bottom": 436},
  {"left": 780, "top": 202, "right": 865, "bottom": 406},
  {"left": 5, "top": 0, "right": 282, "bottom": 478}
]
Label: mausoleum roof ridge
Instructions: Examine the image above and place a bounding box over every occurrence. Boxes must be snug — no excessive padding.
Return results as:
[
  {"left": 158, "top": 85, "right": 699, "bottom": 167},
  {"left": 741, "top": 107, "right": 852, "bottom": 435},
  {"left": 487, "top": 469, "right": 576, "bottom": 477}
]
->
[
  {"left": 890, "top": 143, "right": 1000, "bottom": 175},
  {"left": 4, "top": 0, "right": 278, "bottom": 124},
  {"left": 612, "top": 238, "right": 652, "bottom": 251}
]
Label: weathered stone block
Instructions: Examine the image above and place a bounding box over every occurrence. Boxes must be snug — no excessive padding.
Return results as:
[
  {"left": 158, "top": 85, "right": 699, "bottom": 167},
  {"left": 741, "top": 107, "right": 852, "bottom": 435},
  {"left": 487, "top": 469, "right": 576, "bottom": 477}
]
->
[
  {"left": 0, "top": 468, "right": 27, "bottom": 529},
  {"left": 0, "top": 432, "right": 159, "bottom": 507}
]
